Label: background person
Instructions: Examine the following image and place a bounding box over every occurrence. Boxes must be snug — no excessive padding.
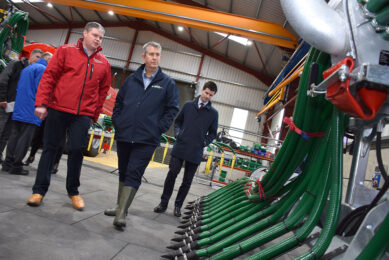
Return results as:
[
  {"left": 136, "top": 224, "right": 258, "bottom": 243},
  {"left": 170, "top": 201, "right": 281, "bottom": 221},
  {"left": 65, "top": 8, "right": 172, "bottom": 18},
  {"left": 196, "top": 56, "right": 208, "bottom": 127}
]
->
[
  {"left": 154, "top": 81, "right": 218, "bottom": 217},
  {"left": 2, "top": 52, "right": 52, "bottom": 175},
  {"left": 0, "top": 49, "right": 43, "bottom": 162}
]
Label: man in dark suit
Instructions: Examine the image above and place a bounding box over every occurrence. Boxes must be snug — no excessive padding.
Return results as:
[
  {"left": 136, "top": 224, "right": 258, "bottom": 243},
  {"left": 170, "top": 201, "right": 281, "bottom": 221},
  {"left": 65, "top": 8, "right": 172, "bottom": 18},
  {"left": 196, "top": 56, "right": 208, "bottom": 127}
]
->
[{"left": 154, "top": 81, "right": 218, "bottom": 217}]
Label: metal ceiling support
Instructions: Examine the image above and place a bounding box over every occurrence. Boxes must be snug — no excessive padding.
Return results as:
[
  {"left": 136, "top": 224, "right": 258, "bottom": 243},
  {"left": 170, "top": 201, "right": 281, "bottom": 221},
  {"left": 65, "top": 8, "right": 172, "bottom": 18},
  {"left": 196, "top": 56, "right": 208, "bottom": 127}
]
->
[
  {"left": 53, "top": 5, "right": 70, "bottom": 23},
  {"left": 64, "top": 27, "right": 72, "bottom": 44},
  {"left": 195, "top": 54, "right": 204, "bottom": 83},
  {"left": 171, "top": 0, "right": 212, "bottom": 10},
  {"left": 28, "top": 21, "right": 273, "bottom": 85},
  {"left": 69, "top": 7, "right": 74, "bottom": 22},
  {"left": 72, "top": 6, "right": 87, "bottom": 22},
  {"left": 210, "top": 33, "right": 229, "bottom": 49},
  {"left": 254, "top": 42, "right": 268, "bottom": 76},
  {"left": 44, "top": 0, "right": 297, "bottom": 49},
  {"left": 94, "top": 10, "right": 104, "bottom": 22},
  {"left": 125, "top": 29, "right": 138, "bottom": 69},
  {"left": 115, "top": 14, "right": 123, "bottom": 22}
]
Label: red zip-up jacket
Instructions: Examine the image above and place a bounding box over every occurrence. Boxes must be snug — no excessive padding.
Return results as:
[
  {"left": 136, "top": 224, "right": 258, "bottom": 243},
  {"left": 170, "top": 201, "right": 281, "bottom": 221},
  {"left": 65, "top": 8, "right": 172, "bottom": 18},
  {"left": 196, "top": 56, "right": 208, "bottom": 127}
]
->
[{"left": 35, "top": 38, "right": 111, "bottom": 122}]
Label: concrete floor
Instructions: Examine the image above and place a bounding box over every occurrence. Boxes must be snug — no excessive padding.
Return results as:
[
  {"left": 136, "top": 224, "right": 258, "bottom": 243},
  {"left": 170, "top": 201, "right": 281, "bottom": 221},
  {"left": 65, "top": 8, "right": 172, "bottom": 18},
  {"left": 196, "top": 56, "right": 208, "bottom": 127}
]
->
[{"left": 0, "top": 152, "right": 213, "bottom": 260}]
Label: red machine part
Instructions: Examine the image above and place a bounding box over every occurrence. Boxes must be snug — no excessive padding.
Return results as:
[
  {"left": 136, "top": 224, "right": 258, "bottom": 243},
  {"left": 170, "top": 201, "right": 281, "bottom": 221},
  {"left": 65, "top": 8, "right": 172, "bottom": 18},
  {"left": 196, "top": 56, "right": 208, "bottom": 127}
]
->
[
  {"left": 20, "top": 42, "right": 57, "bottom": 58},
  {"left": 324, "top": 57, "right": 387, "bottom": 120},
  {"left": 101, "top": 87, "right": 118, "bottom": 116}
]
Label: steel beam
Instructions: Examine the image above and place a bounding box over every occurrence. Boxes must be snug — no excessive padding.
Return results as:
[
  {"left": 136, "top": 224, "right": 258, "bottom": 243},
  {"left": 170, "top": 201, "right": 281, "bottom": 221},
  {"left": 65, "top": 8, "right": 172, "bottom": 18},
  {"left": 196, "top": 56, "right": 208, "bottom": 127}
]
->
[{"left": 43, "top": 0, "right": 297, "bottom": 49}]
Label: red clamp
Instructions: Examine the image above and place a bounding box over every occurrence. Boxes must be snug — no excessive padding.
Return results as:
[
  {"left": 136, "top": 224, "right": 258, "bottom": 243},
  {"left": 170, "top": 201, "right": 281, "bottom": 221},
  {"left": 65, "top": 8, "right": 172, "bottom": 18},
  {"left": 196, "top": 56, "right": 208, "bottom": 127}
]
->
[
  {"left": 283, "top": 117, "right": 325, "bottom": 140},
  {"left": 325, "top": 57, "right": 387, "bottom": 120}
]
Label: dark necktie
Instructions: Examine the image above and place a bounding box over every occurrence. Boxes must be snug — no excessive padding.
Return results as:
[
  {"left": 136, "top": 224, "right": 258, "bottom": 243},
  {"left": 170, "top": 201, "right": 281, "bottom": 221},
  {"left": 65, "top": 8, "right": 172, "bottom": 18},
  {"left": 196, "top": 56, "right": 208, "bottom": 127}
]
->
[{"left": 200, "top": 103, "right": 204, "bottom": 109}]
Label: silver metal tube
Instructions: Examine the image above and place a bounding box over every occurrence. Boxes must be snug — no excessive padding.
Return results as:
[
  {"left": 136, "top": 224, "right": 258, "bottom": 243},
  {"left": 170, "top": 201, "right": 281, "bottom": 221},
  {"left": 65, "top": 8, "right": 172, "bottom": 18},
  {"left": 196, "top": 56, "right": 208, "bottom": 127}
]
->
[{"left": 280, "top": 0, "right": 349, "bottom": 56}]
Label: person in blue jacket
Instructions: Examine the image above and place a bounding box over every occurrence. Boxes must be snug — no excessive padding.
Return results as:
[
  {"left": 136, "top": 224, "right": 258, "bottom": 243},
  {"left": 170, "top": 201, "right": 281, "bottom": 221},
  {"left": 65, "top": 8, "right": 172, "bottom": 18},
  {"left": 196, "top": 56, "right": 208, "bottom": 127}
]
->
[
  {"left": 2, "top": 52, "right": 52, "bottom": 175},
  {"left": 154, "top": 81, "right": 218, "bottom": 217},
  {"left": 105, "top": 41, "right": 179, "bottom": 229}
]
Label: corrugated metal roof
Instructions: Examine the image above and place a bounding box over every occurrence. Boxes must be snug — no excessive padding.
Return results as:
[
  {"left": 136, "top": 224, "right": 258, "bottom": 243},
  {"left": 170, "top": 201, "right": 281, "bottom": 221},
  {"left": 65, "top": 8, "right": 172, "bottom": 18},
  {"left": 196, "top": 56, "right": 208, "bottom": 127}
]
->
[{"left": 8, "top": 0, "right": 299, "bottom": 84}]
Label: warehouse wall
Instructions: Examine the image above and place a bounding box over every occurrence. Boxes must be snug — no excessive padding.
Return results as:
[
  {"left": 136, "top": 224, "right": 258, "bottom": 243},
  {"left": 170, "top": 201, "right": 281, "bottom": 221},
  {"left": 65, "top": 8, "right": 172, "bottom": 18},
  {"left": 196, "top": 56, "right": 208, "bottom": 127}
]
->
[{"left": 26, "top": 26, "right": 267, "bottom": 145}]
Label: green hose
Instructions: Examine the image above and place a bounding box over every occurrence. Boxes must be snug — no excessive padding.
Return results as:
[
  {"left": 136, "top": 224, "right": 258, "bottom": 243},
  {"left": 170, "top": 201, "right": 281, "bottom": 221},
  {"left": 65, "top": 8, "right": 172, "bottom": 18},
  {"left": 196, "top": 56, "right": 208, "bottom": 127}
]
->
[
  {"left": 0, "top": 11, "right": 29, "bottom": 71},
  {"left": 366, "top": 0, "right": 389, "bottom": 13},
  {"left": 356, "top": 213, "right": 389, "bottom": 260},
  {"left": 374, "top": 5, "right": 389, "bottom": 26}
]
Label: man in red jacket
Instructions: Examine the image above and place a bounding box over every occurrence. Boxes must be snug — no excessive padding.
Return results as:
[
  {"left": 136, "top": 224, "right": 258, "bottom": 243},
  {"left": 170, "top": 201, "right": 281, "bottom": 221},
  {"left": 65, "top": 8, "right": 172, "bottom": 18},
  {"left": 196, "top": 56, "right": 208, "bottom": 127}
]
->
[{"left": 27, "top": 22, "right": 111, "bottom": 210}]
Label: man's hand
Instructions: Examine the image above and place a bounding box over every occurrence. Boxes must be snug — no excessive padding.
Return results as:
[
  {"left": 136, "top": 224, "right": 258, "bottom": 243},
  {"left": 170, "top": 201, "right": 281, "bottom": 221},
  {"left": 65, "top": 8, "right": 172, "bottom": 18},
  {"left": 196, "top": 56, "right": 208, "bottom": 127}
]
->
[
  {"left": 0, "top": 102, "right": 7, "bottom": 108},
  {"left": 35, "top": 106, "right": 48, "bottom": 120}
]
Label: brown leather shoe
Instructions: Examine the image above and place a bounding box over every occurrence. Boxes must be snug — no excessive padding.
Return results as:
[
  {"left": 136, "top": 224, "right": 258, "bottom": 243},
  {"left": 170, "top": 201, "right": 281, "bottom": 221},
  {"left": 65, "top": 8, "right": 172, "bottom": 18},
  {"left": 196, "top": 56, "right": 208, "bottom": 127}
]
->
[
  {"left": 69, "top": 195, "right": 85, "bottom": 211},
  {"left": 27, "top": 194, "right": 43, "bottom": 206}
]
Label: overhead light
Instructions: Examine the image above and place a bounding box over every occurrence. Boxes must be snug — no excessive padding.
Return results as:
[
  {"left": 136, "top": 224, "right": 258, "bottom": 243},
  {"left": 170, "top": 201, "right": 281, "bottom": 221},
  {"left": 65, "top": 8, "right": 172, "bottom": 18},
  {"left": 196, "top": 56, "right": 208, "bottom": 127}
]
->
[
  {"left": 108, "top": 10, "right": 114, "bottom": 16},
  {"left": 215, "top": 32, "right": 252, "bottom": 46},
  {"left": 177, "top": 26, "right": 184, "bottom": 32},
  {"left": 47, "top": 2, "right": 53, "bottom": 8}
]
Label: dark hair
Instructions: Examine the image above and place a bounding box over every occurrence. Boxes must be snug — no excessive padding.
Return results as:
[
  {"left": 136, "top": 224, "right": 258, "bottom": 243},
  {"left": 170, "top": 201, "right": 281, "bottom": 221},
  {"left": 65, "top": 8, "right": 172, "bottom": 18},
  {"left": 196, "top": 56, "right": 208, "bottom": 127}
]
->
[
  {"left": 84, "top": 22, "right": 105, "bottom": 34},
  {"left": 203, "top": 81, "right": 217, "bottom": 93}
]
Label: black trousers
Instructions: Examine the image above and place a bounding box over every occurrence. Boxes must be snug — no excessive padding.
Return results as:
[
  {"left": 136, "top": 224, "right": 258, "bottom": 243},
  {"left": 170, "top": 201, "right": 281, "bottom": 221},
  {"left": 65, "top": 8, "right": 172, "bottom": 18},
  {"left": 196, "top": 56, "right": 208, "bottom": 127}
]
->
[
  {"left": 160, "top": 156, "right": 199, "bottom": 208},
  {"left": 117, "top": 141, "right": 156, "bottom": 189},
  {"left": 3, "top": 120, "right": 37, "bottom": 170},
  {"left": 32, "top": 109, "right": 91, "bottom": 196},
  {"left": 0, "top": 108, "right": 13, "bottom": 158}
]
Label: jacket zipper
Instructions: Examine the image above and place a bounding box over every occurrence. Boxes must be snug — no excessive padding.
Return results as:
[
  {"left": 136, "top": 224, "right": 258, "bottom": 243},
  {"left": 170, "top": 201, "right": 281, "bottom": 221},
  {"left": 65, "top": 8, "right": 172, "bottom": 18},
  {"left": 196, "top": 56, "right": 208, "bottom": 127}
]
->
[{"left": 77, "top": 57, "right": 90, "bottom": 115}]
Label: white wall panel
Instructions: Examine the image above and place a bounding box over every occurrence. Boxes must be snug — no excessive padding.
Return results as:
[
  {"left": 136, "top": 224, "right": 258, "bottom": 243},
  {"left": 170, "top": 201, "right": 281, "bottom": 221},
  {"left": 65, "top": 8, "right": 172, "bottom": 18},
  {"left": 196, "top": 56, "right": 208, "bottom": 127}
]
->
[
  {"left": 100, "top": 38, "right": 131, "bottom": 61},
  {"left": 105, "top": 27, "right": 135, "bottom": 42},
  {"left": 26, "top": 29, "right": 68, "bottom": 47}
]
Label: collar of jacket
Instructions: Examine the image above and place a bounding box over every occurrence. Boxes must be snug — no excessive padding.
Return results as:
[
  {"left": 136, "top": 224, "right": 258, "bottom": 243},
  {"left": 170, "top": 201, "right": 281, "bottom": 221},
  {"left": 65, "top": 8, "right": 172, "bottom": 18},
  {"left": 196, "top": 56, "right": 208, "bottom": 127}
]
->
[
  {"left": 77, "top": 38, "right": 102, "bottom": 57},
  {"left": 134, "top": 64, "right": 163, "bottom": 83},
  {"left": 194, "top": 95, "right": 211, "bottom": 110},
  {"left": 35, "top": 58, "right": 48, "bottom": 66}
]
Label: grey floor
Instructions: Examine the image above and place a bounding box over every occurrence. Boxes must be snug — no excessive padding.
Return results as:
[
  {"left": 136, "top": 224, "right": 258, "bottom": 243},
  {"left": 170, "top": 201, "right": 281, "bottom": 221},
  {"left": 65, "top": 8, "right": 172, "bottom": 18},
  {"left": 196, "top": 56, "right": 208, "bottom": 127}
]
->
[{"left": 0, "top": 152, "right": 213, "bottom": 260}]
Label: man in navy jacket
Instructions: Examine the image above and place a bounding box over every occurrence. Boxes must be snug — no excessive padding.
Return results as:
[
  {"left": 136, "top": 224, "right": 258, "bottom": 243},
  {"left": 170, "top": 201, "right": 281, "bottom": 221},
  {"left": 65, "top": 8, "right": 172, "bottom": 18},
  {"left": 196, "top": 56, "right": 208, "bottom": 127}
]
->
[
  {"left": 154, "top": 81, "right": 218, "bottom": 217},
  {"left": 105, "top": 41, "right": 179, "bottom": 228}
]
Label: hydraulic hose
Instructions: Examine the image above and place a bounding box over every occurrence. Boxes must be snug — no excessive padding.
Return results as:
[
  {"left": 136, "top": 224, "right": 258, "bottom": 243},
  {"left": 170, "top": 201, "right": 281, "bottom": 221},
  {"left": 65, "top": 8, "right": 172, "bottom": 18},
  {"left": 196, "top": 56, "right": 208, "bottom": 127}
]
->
[
  {"left": 356, "top": 213, "right": 389, "bottom": 260},
  {"left": 0, "top": 11, "right": 29, "bottom": 71},
  {"left": 296, "top": 108, "right": 344, "bottom": 259}
]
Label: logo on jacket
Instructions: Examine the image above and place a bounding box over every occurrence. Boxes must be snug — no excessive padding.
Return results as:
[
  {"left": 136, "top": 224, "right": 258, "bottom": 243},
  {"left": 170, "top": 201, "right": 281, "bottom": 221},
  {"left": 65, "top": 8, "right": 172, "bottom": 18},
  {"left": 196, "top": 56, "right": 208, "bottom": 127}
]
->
[
  {"left": 152, "top": 85, "right": 163, "bottom": 89},
  {"left": 93, "top": 58, "right": 102, "bottom": 63}
]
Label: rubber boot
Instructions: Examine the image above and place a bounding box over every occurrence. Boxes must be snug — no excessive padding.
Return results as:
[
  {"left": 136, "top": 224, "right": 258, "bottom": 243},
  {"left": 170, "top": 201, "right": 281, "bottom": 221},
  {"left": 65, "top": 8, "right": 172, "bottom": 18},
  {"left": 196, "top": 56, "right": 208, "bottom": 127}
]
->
[
  {"left": 113, "top": 186, "right": 137, "bottom": 228},
  {"left": 104, "top": 182, "right": 124, "bottom": 216}
]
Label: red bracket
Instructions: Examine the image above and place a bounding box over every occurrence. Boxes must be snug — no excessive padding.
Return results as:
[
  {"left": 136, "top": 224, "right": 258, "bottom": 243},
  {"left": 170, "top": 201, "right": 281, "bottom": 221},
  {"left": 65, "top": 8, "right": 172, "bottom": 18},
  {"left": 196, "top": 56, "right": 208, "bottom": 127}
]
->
[{"left": 324, "top": 57, "right": 387, "bottom": 120}]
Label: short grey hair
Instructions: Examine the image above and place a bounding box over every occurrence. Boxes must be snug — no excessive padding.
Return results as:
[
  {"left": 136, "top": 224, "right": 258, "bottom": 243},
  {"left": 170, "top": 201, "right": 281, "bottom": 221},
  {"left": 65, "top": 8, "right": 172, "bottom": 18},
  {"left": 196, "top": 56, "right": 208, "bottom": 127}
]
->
[
  {"left": 41, "top": 52, "right": 53, "bottom": 59},
  {"left": 143, "top": 41, "right": 162, "bottom": 54},
  {"left": 31, "top": 49, "right": 43, "bottom": 55},
  {"left": 84, "top": 22, "right": 105, "bottom": 34}
]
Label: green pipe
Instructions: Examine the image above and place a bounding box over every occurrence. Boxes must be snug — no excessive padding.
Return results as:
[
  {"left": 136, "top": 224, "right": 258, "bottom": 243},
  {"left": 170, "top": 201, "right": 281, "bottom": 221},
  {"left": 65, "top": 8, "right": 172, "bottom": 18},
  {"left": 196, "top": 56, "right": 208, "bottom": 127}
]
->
[
  {"left": 261, "top": 48, "right": 321, "bottom": 191},
  {"left": 199, "top": 201, "right": 271, "bottom": 237},
  {"left": 374, "top": 5, "right": 389, "bottom": 26},
  {"left": 215, "top": 142, "right": 236, "bottom": 155},
  {"left": 356, "top": 213, "right": 389, "bottom": 260},
  {"left": 193, "top": 165, "right": 314, "bottom": 257},
  {"left": 381, "top": 27, "right": 389, "bottom": 40},
  {"left": 200, "top": 198, "right": 251, "bottom": 222},
  {"left": 210, "top": 121, "right": 333, "bottom": 260},
  {"left": 296, "top": 109, "right": 344, "bottom": 259},
  {"left": 366, "top": 0, "right": 389, "bottom": 13},
  {"left": 245, "top": 130, "right": 333, "bottom": 260},
  {"left": 264, "top": 51, "right": 331, "bottom": 196}
]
